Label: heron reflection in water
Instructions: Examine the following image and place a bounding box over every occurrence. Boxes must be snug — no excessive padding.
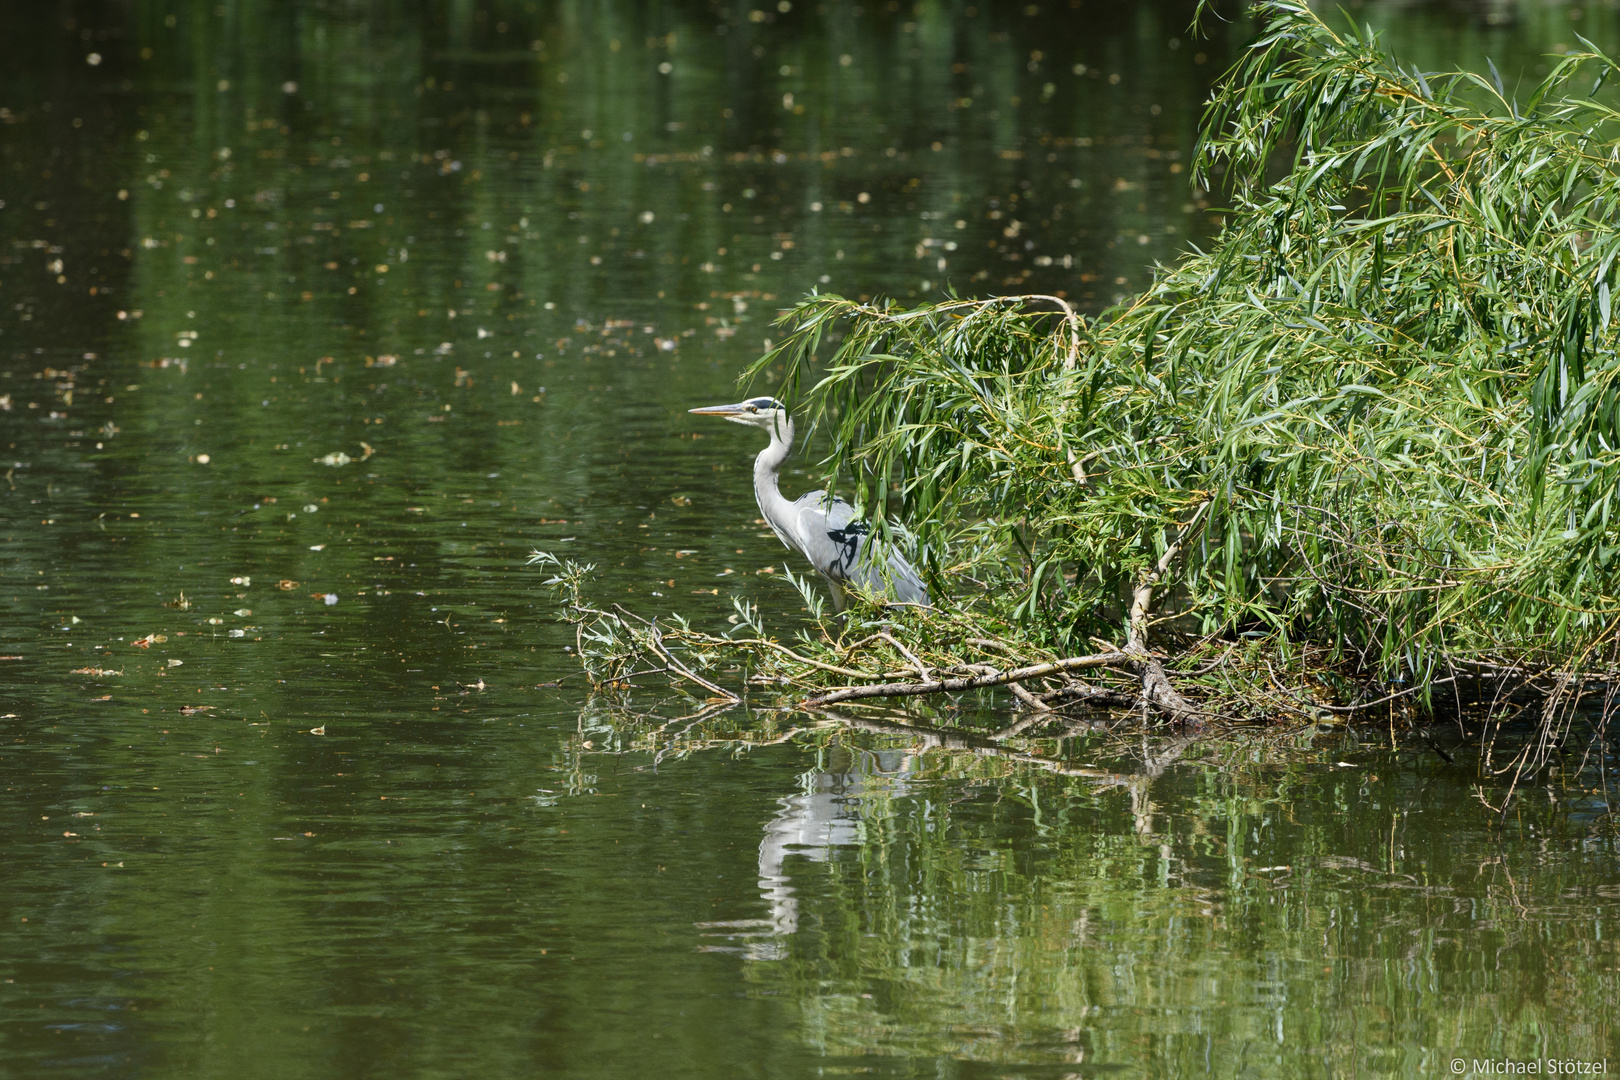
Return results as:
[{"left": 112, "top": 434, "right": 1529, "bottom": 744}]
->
[
  {"left": 689, "top": 397, "right": 929, "bottom": 610},
  {"left": 697, "top": 750, "right": 913, "bottom": 960}
]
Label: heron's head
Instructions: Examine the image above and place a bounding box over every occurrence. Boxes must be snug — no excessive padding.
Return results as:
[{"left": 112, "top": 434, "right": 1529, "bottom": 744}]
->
[{"left": 689, "top": 397, "right": 791, "bottom": 435}]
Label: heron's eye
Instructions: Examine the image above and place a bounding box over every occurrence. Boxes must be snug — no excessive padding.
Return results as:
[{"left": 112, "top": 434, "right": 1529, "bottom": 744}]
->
[{"left": 747, "top": 405, "right": 757, "bottom": 412}]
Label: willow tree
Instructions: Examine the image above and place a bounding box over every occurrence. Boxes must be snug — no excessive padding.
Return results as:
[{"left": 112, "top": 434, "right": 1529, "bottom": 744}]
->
[{"left": 746, "top": 0, "right": 1620, "bottom": 711}]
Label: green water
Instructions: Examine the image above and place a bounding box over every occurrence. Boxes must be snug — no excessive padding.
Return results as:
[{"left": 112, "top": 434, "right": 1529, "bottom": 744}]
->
[{"left": 2, "top": 1, "right": 1617, "bottom": 1076}]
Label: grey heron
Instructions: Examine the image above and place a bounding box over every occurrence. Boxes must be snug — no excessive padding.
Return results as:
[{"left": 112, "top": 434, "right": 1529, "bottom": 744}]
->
[{"left": 689, "top": 397, "right": 929, "bottom": 610}]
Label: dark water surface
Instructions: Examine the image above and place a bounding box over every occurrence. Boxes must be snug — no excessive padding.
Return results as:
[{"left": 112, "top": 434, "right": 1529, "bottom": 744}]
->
[{"left": 3, "top": 1, "right": 1619, "bottom": 1076}]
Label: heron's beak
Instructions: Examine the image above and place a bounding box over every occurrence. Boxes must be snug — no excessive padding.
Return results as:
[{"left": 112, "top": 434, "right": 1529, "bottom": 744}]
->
[{"left": 688, "top": 402, "right": 748, "bottom": 417}]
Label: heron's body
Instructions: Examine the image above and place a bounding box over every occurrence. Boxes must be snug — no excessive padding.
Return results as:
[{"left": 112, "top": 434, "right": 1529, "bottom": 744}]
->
[{"left": 691, "top": 397, "right": 929, "bottom": 610}]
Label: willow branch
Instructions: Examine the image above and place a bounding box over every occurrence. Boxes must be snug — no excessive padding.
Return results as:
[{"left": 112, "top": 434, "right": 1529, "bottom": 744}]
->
[{"left": 646, "top": 624, "right": 738, "bottom": 701}]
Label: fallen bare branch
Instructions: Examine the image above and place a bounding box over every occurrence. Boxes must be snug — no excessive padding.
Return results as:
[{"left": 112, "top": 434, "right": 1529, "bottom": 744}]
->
[
  {"left": 801, "top": 652, "right": 1133, "bottom": 707},
  {"left": 1008, "top": 681, "right": 1053, "bottom": 713}
]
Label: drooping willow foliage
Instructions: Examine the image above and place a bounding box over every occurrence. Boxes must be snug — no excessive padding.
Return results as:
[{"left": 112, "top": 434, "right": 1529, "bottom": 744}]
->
[{"left": 754, "top": 1, "right": 1620, "bottom": 695}]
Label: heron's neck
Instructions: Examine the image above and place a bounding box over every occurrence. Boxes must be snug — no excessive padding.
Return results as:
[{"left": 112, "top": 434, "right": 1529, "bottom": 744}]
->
[{"left": 754, "top": 415, "right": 797, "bottom": 542}]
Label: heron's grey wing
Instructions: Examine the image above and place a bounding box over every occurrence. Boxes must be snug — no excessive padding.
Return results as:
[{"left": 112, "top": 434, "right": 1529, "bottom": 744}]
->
[
  {"left": 792, "top": 493, "right": 930, "bottom": 606},
  {"left": 791, "top": 492, "right": 867, "bottom": 582}
]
